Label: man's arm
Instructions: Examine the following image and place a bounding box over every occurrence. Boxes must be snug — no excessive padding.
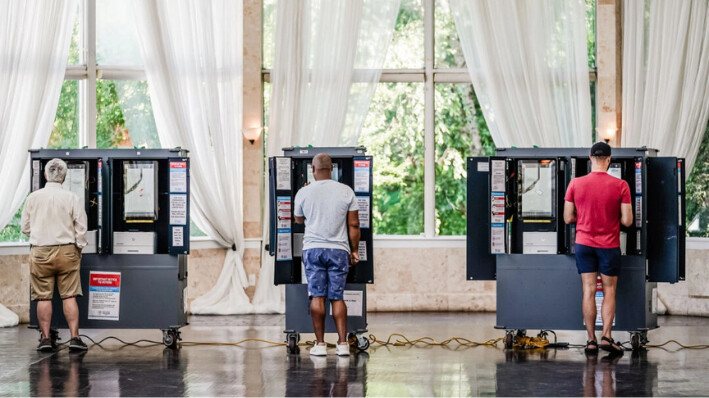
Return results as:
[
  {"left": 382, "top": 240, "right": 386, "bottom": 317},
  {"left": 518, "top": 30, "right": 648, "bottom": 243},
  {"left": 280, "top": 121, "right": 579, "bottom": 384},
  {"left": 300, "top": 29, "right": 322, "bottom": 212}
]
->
[
  {"left": 20, "top": 199, "right": 31, "bottom": 237},
  {"left": 347, "top": 210, "right": 360, "bottom": 265},
  {"left": 294, "top": 216, "right": 305, "bottom": 224},
  {"left": 73, "top": 196, "right": 88, "bottom": 251},
  {"left": 563, "top": 201, "right": 577, "bottom": 224},
  {"left": 620, "top": 203, "right": 633, "bottom": 227}
]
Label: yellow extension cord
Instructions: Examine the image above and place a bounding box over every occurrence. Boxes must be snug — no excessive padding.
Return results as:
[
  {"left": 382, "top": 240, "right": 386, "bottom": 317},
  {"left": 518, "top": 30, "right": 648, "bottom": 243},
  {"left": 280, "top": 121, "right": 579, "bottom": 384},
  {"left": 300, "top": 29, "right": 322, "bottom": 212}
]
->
[
  {"left": 179, "top": 334, "right": 504, "bottom": 348},
  {"left": 82, "top": 334, "right": 709, "bottom": 351}
]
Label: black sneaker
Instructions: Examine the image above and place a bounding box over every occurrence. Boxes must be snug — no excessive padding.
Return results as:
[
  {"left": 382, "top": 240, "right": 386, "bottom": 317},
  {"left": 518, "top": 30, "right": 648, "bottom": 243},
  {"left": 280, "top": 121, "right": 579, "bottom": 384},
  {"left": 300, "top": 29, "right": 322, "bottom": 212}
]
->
[
  {"left": 37, "top": 338, "right": 53, "bottom": 352},
  {"left": 68, "top": 337, "right": 88, "bottom": 352}
]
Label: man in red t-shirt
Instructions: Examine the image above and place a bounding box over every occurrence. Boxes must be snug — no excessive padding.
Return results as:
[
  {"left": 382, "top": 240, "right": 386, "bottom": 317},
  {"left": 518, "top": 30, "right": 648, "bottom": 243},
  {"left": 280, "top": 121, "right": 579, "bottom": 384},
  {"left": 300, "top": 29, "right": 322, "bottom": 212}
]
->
[{"left": 564, "top": 142, "right": 633, "bottom": 355}]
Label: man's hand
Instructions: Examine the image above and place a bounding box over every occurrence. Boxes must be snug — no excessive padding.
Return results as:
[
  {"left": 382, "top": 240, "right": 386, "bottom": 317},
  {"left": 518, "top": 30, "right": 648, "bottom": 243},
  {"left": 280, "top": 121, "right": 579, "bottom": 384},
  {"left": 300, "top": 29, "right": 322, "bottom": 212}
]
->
[{"left": 349, "top": 251, "right": 359, "bottom": 266}]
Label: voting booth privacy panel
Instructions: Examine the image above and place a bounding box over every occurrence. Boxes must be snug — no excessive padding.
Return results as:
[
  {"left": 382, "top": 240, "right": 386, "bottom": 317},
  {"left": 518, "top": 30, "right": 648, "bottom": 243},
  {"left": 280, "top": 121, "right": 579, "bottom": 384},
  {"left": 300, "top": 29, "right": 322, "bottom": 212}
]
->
[
  {"left": 268, "top": 146, "right": 373, "bottom": 353},
  {"left": 467, "top": 147, "right": 686, "bottom": 349},
  {"left": 28, "top": 149, "right": 190, "bottom": 347}
]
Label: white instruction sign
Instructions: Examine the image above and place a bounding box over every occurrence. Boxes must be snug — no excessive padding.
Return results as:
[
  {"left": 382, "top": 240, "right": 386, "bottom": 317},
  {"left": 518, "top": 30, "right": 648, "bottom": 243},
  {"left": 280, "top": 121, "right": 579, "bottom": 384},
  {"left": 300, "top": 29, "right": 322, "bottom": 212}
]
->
[
  {"left": 277, "top": 230, "right": 292, "bottom": 261},
  {"left": 357, "top": 196, "right": 370, "bottom": 229},
  {"left": 330, "top": 290, "right": 364, "bottom": 317},
  {"left": 169, "top": 161, "right": 188, "bottom": 192},
  {"left": 32, "top": 160, "right": 40, "bottom": 191},
  {"left": 343, "top": 290, "right": 363, "bottom": 317},
  {"left": 491, "top": 160, "right": 506, "bottom": 192},
  {"left": 477, "top": 161, "right": 489, "bottom": 172},
  {"left": 276, "top": 157, "right": 291, "bottom": 190},
  {"left": 354, "top": 160, "right": 371, "bottom": 192},
  {"left": 169, "top": 194, "right": 187, "bottom": 225},
  {"left": 277, "top": 196, "right": 292, "bottom": 229},
  {"left": 172, "top": 226, "right": 184, "bottom": 247},
  {"left": 491, "top": 226, "right": 505, "bottom": 254},
  {"left": 88, "top": 271, "right": 121, "bottom": 321},
  {"left": 358, "top": 241, "right": 367, "bottom": 261}
]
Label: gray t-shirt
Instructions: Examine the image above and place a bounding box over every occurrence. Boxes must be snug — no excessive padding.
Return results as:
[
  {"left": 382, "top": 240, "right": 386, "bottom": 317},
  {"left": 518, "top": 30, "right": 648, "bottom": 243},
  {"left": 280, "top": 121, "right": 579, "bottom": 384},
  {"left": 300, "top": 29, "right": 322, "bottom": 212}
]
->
[{"left": 293, "top": 179, "right": 359, "bottom": 253}]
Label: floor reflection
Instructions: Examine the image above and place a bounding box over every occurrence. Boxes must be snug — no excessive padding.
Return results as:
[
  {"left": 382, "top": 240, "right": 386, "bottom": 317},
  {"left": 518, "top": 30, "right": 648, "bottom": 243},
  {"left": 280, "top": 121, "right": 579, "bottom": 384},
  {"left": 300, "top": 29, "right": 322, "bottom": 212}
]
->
[
  {"left": 29, "top": 347, "right": 187, "bottom": 397},
  {"left": 285, "top": 352, "right": 368, "bottom": 397},
  {"left": 495, "top": 348, "right": 657, "bottom": 396},
  {"left": 4, "top": 313, "right": 708, "bottom": 396}
]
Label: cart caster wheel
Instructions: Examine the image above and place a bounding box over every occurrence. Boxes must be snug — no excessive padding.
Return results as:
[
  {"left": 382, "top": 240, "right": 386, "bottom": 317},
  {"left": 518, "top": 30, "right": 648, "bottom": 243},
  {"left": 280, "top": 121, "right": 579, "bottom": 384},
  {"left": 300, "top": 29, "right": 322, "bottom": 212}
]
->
[
  {"left": 286, "top": 333, "right": 300, "bottom": 354},
  {"left": 355, "top": 335, "right": 370, "bottom": 351},
  {"left": 162, "top": 329, "right": 180, "bottom": 349},
  {"left": 504, "top": 332, "right": 514, "bottom": 349},
  {"left": 631, "top": 333, "right": 640, "bottom": 351}
]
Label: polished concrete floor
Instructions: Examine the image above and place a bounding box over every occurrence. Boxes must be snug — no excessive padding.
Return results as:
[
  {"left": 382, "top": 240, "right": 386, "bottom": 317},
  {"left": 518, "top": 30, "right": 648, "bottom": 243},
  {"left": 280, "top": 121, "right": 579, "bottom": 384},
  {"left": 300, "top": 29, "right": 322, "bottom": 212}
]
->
[{"left": 1, "top": 313, "right": 709, "bottom": 396}]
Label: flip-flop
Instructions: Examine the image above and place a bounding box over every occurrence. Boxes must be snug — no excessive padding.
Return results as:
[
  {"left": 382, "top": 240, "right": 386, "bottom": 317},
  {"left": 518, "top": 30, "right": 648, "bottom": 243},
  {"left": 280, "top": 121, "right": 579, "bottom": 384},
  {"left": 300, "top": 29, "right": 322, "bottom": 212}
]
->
[
  {"left": 599, "top": 336, "right": 624, "bottom": 354},
  {"left": 584, "top": 340, "right": 599, "bottom": 353}
]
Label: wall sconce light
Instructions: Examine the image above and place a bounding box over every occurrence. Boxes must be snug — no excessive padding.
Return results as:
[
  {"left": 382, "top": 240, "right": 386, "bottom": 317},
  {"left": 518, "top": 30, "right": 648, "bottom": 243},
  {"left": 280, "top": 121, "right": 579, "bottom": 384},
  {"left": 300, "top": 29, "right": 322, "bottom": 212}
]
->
[
  {"left": 242, "top": 127, "right": 263, "bottom": 145},
  {"left": 596, "top": 127, "right": 618, "bottom": 145}
]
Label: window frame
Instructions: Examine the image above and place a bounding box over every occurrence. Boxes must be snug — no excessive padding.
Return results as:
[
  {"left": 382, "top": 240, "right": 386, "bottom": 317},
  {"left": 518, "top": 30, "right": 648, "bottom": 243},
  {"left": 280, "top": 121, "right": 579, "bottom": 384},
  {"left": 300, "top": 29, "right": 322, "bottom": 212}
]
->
[{"left": 263, "top": 0, "right": 599, "bottom": 238}]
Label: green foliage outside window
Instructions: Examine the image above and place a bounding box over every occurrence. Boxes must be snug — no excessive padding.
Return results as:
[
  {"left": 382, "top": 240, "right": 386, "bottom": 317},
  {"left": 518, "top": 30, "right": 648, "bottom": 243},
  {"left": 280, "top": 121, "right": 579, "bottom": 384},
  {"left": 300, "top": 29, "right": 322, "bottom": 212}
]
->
[{"left": 686, "top": 123, "right": 709, "bottom": 237}]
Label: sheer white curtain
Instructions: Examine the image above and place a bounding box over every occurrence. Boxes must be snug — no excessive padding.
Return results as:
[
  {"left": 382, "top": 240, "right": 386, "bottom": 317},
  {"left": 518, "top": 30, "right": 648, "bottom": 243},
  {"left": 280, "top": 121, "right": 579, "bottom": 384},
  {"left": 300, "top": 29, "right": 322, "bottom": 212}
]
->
[
  {"left": 251, "top": 0, "right": 399, "bottom": 313},
  {"left": 132, "top": 0, "right": 252, "bottom": 314},
  {"left": 0, "top": 0, "right": 77, "bottom": 327},
  {"left": 622, "top": 0, "right": 709, "bottom": 172},
  {"left": 450, "top": 0, "right": 592, "bottom": 148}
]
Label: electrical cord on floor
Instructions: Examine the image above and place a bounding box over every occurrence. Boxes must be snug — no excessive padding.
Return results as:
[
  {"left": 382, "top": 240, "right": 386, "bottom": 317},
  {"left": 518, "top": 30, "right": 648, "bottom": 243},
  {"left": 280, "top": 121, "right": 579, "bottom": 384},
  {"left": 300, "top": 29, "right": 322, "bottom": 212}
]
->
[
  {"left": 643, "top": 340, "right": 709, "bottom": 350},
  {"left": 42, "top": 333, "right": 709, "bottom": 352}
]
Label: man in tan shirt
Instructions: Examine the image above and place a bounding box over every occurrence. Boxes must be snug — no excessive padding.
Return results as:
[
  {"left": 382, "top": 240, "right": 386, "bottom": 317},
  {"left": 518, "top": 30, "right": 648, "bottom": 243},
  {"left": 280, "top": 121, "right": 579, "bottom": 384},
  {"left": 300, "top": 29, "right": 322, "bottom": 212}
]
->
[{"left": 21, "top": 158, "right": 88, "bottom": 352}]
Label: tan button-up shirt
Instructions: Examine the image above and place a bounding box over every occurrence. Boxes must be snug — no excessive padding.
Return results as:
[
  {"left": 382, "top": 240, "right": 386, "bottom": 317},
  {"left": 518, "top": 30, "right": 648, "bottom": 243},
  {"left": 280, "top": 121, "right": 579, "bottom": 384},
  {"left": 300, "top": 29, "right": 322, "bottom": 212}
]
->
[{"left": 21, "top": 182, "right": 88, "bottom": 248}]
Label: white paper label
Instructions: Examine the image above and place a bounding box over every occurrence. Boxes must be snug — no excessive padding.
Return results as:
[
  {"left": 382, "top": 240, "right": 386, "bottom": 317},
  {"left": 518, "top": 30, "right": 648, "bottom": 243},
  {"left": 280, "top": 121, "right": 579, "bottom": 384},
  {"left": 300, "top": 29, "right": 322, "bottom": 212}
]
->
[
  {"left": 491, "top": 193, "right": 505, "bottom": 224},
  {"left": 172, "top": 226, "right": 184, "bottom": 247},
  {"left": 169, "top": 161, "right": 188, "bottom": 192},
  {"left": 88, "top": 271, "right": 121, "bottom": 321},
  {"left": 32, "top": 160, "right": 40, "bottom": 191},
  {"left": 169, "top": 194, "right": 187, "bottom": 225},
  {"left": 491, "top": 226, "right": 505, "bottom": 254},
  {"left": 330, "top": 290, "right": 364, "bottom": 317},
  {"left": 277, "top": 196, "right": 292, "bottom": 229},
  {"left": 277, "top": 231, "right": 292, "bottom": 261},
  {"left": 358, "top": 241, "right": 367, "bottom": 261},
  {"left": 491, "top": 160, "right": 506, "bottom": 192},
  {"left": 276, "top": 157, "right": 291, "bottom": 190},
  {"left": 477, "top": 162, "right": 489, "bottom": 172},
  {"left": 635, "top": 197, "right": 642, "bottom": 228},
  {"left": 635, "top": 163, "right": 642, "bottom": 194},
  {"left": 357, "top": 196, "right": 370, "bottom": 229},
  {"left": 354, "top": 160, "right": 370, "bottom": 192}
]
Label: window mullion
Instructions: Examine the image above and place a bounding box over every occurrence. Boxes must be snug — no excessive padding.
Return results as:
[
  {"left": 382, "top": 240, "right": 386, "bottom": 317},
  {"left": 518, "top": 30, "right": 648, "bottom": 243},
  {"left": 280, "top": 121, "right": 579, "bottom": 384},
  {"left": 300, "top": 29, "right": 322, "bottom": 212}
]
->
[
  {"left": 83, "top": 0, "right": 97, "bottom": 149},
  {"left": 424, "top": 0, "right": 435, "bottom": 238}
]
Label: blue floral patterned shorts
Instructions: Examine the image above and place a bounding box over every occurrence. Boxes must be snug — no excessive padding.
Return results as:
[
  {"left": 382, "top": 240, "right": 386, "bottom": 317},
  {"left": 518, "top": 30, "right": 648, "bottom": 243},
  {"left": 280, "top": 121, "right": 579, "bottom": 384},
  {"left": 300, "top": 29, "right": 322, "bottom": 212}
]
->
[{"left": 302, "top": 248, "right": 349, "bottom": 300}]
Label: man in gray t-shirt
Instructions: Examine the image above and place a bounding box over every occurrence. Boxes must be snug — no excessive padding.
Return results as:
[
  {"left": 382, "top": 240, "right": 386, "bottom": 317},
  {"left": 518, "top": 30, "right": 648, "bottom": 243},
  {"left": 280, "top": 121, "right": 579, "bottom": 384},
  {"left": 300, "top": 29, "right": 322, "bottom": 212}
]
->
[{"left": 294, "top": 153, "right": 360, "bottom": 357}]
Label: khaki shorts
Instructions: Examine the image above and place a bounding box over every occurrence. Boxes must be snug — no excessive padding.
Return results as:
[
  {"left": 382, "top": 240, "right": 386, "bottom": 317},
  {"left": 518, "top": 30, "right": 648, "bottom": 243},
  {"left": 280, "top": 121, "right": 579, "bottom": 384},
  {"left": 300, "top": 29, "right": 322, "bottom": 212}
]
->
[{"left": 30, "top": 245, "right": 83, "bottom": 301}]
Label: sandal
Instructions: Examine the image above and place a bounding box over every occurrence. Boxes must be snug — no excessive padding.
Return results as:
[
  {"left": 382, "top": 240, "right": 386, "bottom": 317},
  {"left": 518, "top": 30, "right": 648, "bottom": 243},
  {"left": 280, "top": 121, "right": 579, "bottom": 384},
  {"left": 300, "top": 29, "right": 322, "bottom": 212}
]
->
[
  {"left": 599, "top": 336, "right": 624, "bottom": 354},
  {"left": 584, "top": 340, "right": 599, "bottom": 353}
]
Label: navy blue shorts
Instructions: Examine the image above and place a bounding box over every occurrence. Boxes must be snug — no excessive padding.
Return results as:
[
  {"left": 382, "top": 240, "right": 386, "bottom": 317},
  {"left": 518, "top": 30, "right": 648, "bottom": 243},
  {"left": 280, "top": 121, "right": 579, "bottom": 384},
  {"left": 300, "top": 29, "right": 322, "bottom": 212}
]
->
[
  {"left": 574, "top": 244, "right": 621, "bottom": 276},
  {"left": 302, "top": 248, "right": 350, "bottom": 300}
]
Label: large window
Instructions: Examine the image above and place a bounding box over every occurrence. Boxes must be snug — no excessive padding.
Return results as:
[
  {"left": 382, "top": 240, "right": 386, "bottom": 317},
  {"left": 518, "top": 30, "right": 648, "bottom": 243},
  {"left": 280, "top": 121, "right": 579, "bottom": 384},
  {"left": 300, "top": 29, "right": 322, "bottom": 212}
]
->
[
  {"left": 262, "top": 0, "right": 597, "bottom": 237},
  {"left": 0, "top": 0, "right": 205, "bottom": 243}
]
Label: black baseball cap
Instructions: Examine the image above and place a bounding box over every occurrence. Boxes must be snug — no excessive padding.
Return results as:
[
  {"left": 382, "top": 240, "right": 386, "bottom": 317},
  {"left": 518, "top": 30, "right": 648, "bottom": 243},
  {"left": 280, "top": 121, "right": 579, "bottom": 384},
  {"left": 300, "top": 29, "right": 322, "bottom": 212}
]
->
[{"left": 590, "top": 142, "right": 611, "bottom": 157}]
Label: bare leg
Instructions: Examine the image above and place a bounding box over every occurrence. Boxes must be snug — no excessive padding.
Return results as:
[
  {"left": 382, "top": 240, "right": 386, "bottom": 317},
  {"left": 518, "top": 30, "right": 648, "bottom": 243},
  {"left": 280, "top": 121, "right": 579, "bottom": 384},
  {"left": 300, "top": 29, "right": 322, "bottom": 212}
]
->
[
  {"left": 37, "top": 301, "right": 53, "bottom": 339},
  {"left": 581, "top": 272, "right": 598, "bottom": 342},
  {"left": 600, "top": 274, "right": 618, "bottom": 341},
  {"left": 331, "top": 300, "right": 348, "bottom": 344},
  {"left": 62, "top": 297, "right": 80, "bottom": 338},
  {"left": 310, "top": 297, "right": 326, "bottom": 344}
]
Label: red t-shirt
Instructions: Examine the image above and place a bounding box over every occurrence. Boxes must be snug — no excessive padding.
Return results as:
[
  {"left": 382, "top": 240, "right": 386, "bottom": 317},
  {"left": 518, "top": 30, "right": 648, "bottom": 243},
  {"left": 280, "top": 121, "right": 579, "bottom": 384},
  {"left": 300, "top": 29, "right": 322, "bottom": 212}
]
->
[{"left": 564, "top": 172, "right": 631, "bottom": 248}]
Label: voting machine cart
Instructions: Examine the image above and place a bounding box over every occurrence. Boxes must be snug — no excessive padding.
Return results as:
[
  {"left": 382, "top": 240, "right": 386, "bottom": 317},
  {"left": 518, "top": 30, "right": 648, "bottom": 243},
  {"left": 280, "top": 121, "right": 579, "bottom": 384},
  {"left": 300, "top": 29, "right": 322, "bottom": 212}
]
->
[
  {"left": 466, "top": 147, "right": 685, "bottom": 350},
  {"left": 268, "top": 146, "right": 374, "bottom": 354},
  {"left": 28, "top": 148, "right": 190, "bottom": 348}
]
